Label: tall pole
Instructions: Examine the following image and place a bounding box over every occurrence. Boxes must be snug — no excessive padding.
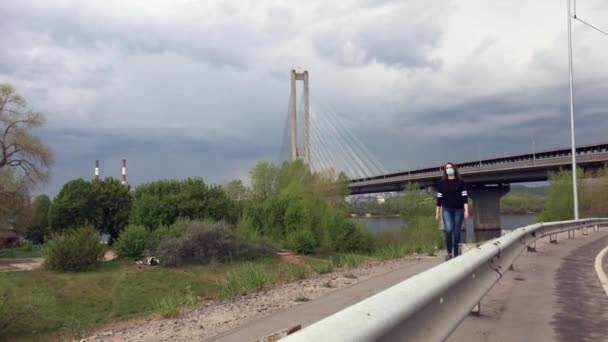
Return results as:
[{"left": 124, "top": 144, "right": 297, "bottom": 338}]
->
[
  {"left": 95, "top": 160, "right": 100, "bottom": 181},
  {"left": 122, "top": 159, "right": 127, "bottom": 185},
  {"left": 567, "top": 0, "right": 580, "bottom": 220},
  {"left": 477, "top": 142, "right": 482, "bottom": 167},
  {"left": 290, "top": 70, "right": 297, "bottom": 161}
]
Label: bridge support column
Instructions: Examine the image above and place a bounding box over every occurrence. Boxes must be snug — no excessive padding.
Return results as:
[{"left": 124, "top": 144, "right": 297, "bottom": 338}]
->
[{"left": 468, "top": 185, "right": 510, "bottom": 242}]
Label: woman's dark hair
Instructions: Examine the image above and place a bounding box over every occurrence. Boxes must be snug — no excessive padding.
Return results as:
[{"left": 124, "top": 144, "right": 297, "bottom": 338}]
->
[{"left": 441, "top": 162, "right": 462, "bottom": 181}]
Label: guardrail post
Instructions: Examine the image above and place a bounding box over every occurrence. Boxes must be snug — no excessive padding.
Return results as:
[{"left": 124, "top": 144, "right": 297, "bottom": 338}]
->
[
  {"left": 550, "top": 234, "right": 558, "bottom": 243},
  {"left": 568, "top": 229, "right": 575, "bottom": 239},
  {"left": 582, "top": 225, "right": 589, "bottom": 235},
  {"left": 471, "top": 302, "right": 481, "bottom": 316},
  {"left": 594, "top": 224, "right": 599, "bottom": 232},
  {"left": 527, "top": 241, "right": 537, "bottom": 252}
]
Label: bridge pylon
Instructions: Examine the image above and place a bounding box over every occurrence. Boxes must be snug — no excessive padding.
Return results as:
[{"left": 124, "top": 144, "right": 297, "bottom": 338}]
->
[{"left": 290, "top": 70, "right": 310, "bottom": 165}]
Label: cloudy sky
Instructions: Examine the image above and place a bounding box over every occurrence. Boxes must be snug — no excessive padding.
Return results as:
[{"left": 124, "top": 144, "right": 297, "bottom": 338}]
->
[{"left": 2, "top": 0, "right": 607, "bottom": 196}]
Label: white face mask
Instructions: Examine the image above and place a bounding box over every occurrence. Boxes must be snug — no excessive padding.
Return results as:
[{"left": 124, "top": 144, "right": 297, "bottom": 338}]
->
[{"left": 446, "top": 168, "right": 455, "bottom": 176}]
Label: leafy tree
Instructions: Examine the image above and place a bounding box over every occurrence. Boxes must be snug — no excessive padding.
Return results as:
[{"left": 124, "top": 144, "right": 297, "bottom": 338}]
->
[
  {"left": 48, "top": 178, "right": 94, "bottom": 232},
  {"left": 581, "top": 167, "right": 608, "bottom": 218},
  {"left": 276, "top": 159, "right": 312, "bottom": 194},
  {"left": 0, "top": 84, "right": 53, "bottom": 183},
  {"left": 0, "top": 84, "right": 53, "bottom": 229},
  {"left": 249, "top": 161, "right": 278, "bottom": 201},
  {"left": 0, "top": 169, "right": 30, "bottom": 227},
  {"left": 91, "top": 177, "right": 133, "bottom": 242},
  {"left": 222, "top": 179, "right": 249, "bottom": 202},
  {"left": 284, "top": 198, "right": 311, "bottom": 234},
  {"left": 238, "top": 160, "right": 365, "bottom": 252},
  {"left": 536, "top": 169, "right": 583, "bottom": 222},
  {"left": 130, "top": 178, "right": 238, "bottom": 229},
  {"left": 400, "top": 183, "right": 435, "bottom": 222}
]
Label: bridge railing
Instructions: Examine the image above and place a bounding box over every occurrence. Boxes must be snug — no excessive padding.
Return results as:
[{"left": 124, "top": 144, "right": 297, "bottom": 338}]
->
[
  {"left": 281, "top": 218, "right": 608, "bottom": 342},
  {"left": 350, "top": 142, "right": 608, "bottom": 184}
]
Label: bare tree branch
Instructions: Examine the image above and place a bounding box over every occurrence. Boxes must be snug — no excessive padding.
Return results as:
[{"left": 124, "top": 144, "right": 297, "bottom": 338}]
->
[{"left": 0, "top": 83, "right": 53, "bottom": 189}]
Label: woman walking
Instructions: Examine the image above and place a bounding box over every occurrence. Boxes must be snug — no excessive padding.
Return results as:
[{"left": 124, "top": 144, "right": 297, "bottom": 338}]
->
[{"left": 435, "top": 162, "right": 469, "bottom": 260}]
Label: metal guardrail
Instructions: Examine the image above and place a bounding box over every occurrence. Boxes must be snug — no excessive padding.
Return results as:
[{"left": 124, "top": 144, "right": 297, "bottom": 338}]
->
[{"left": 281, "top": 218, "right": 608, "bottom": 342}]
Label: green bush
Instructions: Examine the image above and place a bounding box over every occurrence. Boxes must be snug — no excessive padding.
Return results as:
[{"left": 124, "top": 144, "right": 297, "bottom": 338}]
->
[
  {"left": 43, "top": 227, "right": 105, "bottom": 272},
  {"left": 114, "top": 225, "right": 149, "bottom": 259},
  {"left": 18, "top": 240, "right": 34, "bottom": 251},
  {"left": 335, "top": 221, "right": 375, "bottom": 253},
  {"left": 154, "top": 238, "right": 183, "bottom": 266},
  {"left": 130, "top": 178, "right": 238, "bottom": 229},
  {"left": 146, "top": 225, "right": 179, "bottom": 252},
  {"left": 236, "top": 213, "right": 260, "bottom": 240},
  {"left": 374, "top": 218, "right": 443, "bottom": 259},
  {"left": 155, "top": 221, "right": 274, "bottom": 266},
  {"left": 288, "top": 229, "right": 317, "bottom": 255}
]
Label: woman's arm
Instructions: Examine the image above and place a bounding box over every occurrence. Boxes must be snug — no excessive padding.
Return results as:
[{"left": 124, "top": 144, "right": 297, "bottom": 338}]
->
[
  {"left": 436, "top": 183, "right": 443, "bottom": 221},
  {"left": 461, "top": 180, "right": 469, "bottom": 219}
]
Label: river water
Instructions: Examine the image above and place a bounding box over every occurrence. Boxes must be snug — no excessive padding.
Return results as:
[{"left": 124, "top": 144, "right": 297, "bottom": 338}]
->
[{"left": 355, "top": 214, "right": 536, "bottom": 243}]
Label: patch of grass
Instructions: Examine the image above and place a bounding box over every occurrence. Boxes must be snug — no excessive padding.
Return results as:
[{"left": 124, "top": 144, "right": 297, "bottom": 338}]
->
[
  {"left": 286, "top": 264, "right": 312, "bottom": 280},
  {"left": 152, "top": 294, "right": 182, "bottom": 318},
  {"left": 0, "top": 243, "right": 44, "bottom": 258},
  {"left": 0, "top": 257, "right": 283, "bottom": 342},
  {"left": 373, "top": 222, "right": 443, "bottom": 260},
  {"left": 152, "top": 285, "right": 201, "bottom": 318},
  {"left": 220, "top": 263, "right": 272, "bottom": 298},
  {"left": 375, "top": 245, "right": 414, "bottom": 260},
  {"left": 311, "top": 261, "right": 334, "bottom": 274},
  {"left": 331, "top": 253, "right": 365, "bottom": 268},
  {"left": 0, "top": 291, "right": 35, "bottom": 335}
]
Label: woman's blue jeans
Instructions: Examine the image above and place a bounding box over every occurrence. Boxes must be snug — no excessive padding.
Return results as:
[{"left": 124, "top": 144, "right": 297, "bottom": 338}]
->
[{"left": 442, "top": 207, "right": 464, "bottom": 257}]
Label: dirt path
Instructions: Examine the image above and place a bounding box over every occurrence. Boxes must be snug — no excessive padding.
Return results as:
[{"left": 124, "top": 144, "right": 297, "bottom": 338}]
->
[
  {"left": 0, "top": 250, "right": 116, "bottom": 272},
  {"left": 0, "top": 257, "right": 44, "bottom": 271}
]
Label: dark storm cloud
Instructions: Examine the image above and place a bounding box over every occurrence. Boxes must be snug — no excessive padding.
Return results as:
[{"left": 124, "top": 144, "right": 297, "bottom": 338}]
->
[
  {"left": 1, "top": 0, "right": 606, "bottom": 195},
  {"left": 353, "top": 78, "right": 608, "bottom": 172},
  {"left": 313, "top": 2, "right": 445, "bottom": 70}
]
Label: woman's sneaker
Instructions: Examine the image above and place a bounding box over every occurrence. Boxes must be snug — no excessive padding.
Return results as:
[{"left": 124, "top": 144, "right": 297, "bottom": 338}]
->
[{"left": 445, "top": 253, "right": 452, "bottom": 261}]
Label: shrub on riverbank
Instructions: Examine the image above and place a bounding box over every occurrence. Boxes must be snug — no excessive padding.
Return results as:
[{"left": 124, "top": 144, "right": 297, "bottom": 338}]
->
[
  {"left": 43, "top": 226, "right": 105, "bottom": 271},
  {"left": 114, "top": 225, "right": 149, "bottom": 259},
  {"left": 536, "top": 167, "right": 608, "bottom": 222},
  {"left": 155, "top": 221, "right": 274, "bottom": 266}
]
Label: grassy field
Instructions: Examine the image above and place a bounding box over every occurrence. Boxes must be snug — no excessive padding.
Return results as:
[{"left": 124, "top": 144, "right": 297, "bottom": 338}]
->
[
  {"left": 0, "top": 244, "right": 44, "bottom": 258},
  {"left": 0, "top": 253, "right": 375, "bottom": 342}
]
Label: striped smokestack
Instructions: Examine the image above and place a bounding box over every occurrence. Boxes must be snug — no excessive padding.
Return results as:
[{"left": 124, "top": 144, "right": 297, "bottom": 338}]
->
[
  {"left": 95, "top": 160, "right": 100, "bottom": 181},
  {"left": 122, "top": 159, "right": 127, "bottom": 185}
]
